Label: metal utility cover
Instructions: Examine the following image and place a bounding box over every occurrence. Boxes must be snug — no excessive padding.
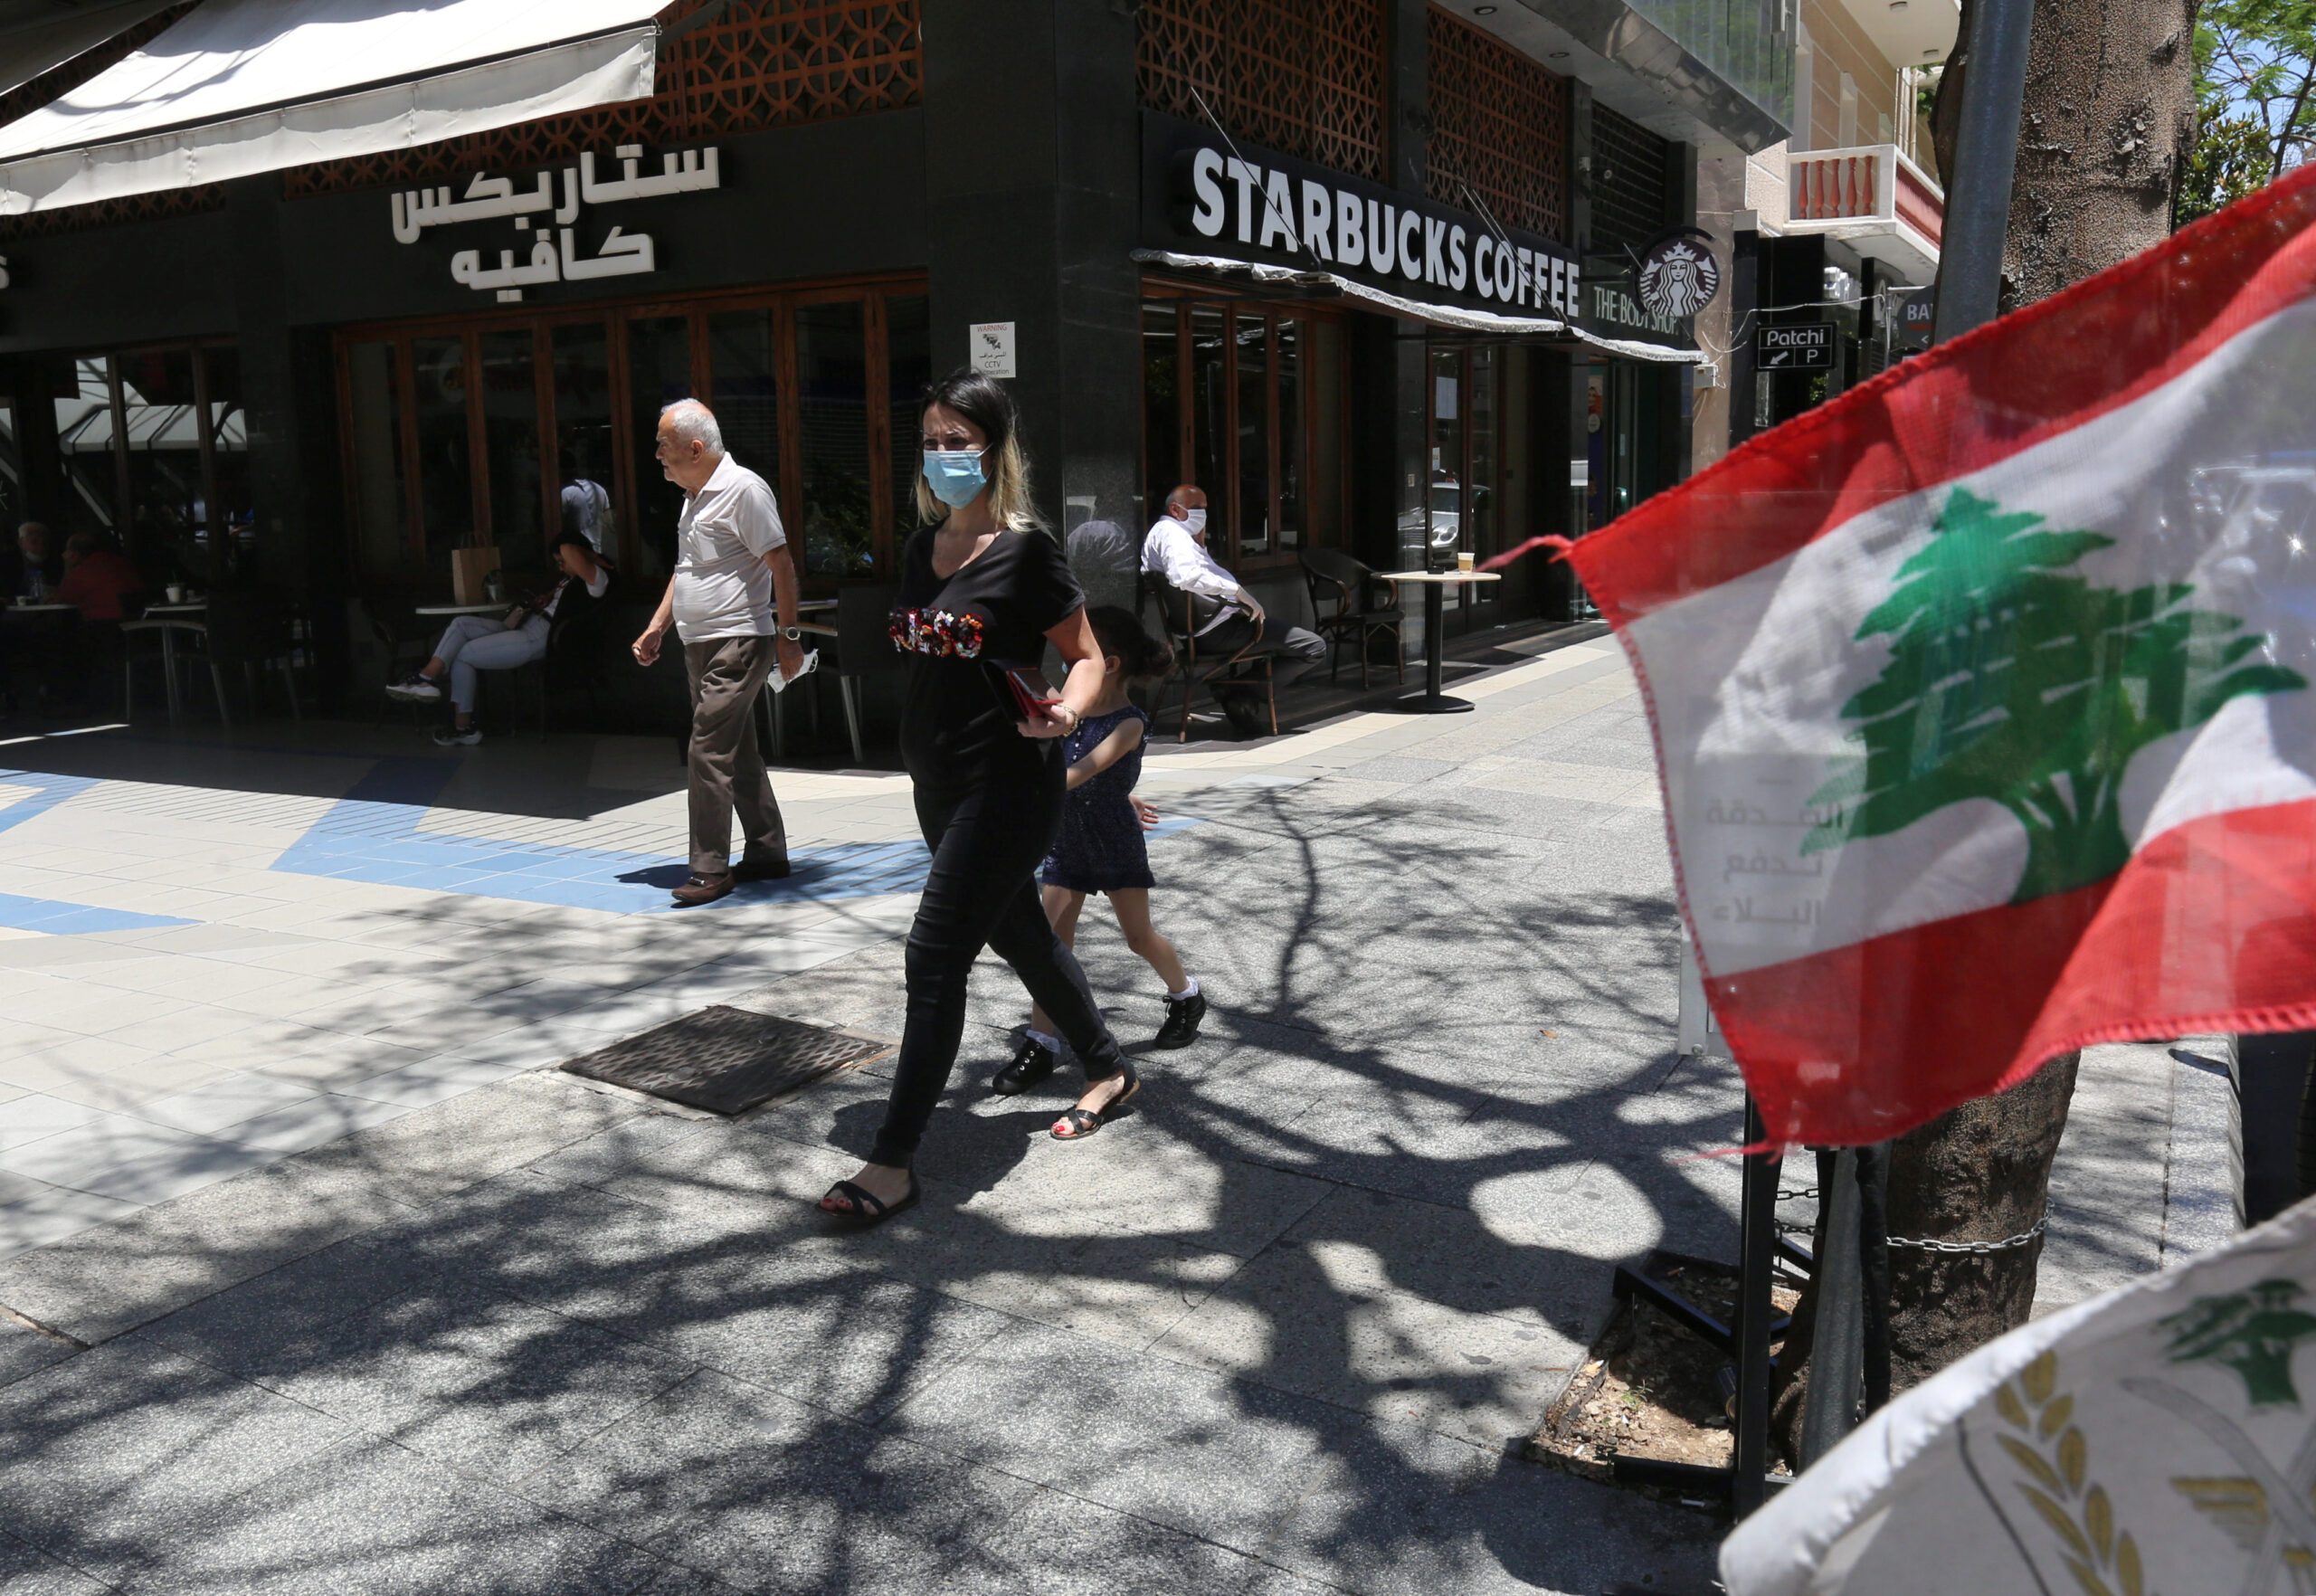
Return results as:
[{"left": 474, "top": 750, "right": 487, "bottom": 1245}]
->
[{"left": 563, "top": 1006, "right": 891, "bottom": 1116}]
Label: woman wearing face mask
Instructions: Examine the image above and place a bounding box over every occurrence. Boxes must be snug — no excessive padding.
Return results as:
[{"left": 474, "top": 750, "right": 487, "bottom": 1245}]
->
[{"left": 817, "top": 369, "right": 1137, "bottom": 1226}]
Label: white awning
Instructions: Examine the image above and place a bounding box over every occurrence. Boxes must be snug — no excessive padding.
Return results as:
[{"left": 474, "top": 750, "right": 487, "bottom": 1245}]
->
[
  {"left": 0, "top": 0, "right": 185, "bottom": 100},
  {"left": 1133, "top": 249, "right": 1704, "bottom": 364},
  {"left": 0, "top": 0, "right": 668, "bottom": 216}
]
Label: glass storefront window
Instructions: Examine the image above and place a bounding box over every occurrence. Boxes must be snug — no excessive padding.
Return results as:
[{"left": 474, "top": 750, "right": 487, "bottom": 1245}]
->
[
  {"left": 116, "top": 347, "right": 203, "bottom": 576},
  {"left": 479, "top": 329, "right": 540, "bottom": 573},
  {"left": 342, "top": 281, "right": 925, "bottom": 586},
  {"left": 1144, "top": 301, "right": 1181, "bottom": 516},
  {"left": 1468, "top": 346, "right": 1498, "bottom": 562},
  {"left": 1311, "top": 320, "right": 1344, "bottom": 550},
  {"left": 550, "top": 322, "right": 615, "bottom": 560},
  {"left": 627, "top": 314, "right": 693, "bottom": 576},
  {"left": 795, "top": 300, "right": 870, "bottom": 577},
  {"left": 412, "top": 337, "right": 472, "bottom": 567},
  {"left": 1146, "top": 296, "right": 1346, "bottom": 565},
  {"left": 1430, "top": 347, "right": 1465, "bottom": 557},
  {"left": 1236, "top": 310, "right": 1271, "bottom": 556},
  {"left": 346, "top": 340, "right": 407, "bottom": 581},
  {"left": 0, "top": 398, "right": 18, "bottom": 537},
  {"left": 1277, "top": 316, "right": 1305, "bottom": 553},
  {"left": 886, "top": 294, "right": 931, "bottom": 546},
  {"left": 1188, "top": 306, "right": 1226, "bottom": 533},
  {"left": 49, "top": 355, "right": 116, "bottom": 544},
  {"left": 707, "top": 308, "right": 779, "bottom": 489},
  {"left": 204, "top": 347, "right": 251, "bottom": 577}
]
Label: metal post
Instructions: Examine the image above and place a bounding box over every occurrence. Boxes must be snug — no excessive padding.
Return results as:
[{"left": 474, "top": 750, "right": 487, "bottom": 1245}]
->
[
  {"left": 1425, "top": 583, "right": 1445, "bottom": 699},
  {"left": 1732, "top": 1097, "right": 1779, "bottom": 1515},
  {"left": 1932, "top": 0, "right": 2036, "bottom": 342},
  {"left": 1797, "top": 1148, "right": 1865, "bottom": 1465}
]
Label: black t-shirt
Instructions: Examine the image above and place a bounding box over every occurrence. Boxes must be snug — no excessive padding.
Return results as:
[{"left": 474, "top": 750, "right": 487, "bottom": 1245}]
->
[{"left": 891, "top": 525, "right": 1085, "bottom": 779}]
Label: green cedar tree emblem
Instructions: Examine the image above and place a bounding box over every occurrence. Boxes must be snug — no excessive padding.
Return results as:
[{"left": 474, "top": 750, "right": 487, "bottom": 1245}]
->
[
  {"left": 2159, "top": 1279, "right": 2316, "bottom": 1409},
  {"left": 1802, "top": 487, "right": 2306, "bottom": 902}
]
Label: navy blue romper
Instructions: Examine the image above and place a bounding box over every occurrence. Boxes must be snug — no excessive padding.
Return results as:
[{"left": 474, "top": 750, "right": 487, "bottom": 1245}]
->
[{"left": 1039, "top": 704, "right": 1154, "bottom": 894}]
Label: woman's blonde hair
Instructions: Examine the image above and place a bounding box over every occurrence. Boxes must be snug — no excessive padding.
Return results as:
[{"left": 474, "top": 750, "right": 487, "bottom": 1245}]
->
[{"left": 914, "top": 368, "right": 1046, "bottom": 533}]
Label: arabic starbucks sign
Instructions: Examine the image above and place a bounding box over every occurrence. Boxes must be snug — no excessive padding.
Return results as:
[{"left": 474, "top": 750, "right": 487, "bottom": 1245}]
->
[{"left": 388, "top": 144, "right": 723, "bottom": 302}]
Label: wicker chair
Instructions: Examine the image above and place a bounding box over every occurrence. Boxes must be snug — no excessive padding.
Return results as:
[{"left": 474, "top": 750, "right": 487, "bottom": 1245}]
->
[
  {"left": 1143, "top": 573, "right": 1275, "bottom": 741},
  {"left": 1301, "top": 547, "right": 1404, "bottom": 689}
]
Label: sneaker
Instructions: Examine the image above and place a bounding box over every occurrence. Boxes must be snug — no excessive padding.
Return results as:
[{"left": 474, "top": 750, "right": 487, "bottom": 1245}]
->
[
  {"left": 431, "top": 724, "right": 481, "bottom": 746},
  {"left": 1153, "top": 990, "right": 1206, "bottom": 1050},
  {"left": 991, "top": 1036, "right": 1058, "bottom": 1096},
  {"left": 385, "top": 674, "right": 441, "bottom": 702}
]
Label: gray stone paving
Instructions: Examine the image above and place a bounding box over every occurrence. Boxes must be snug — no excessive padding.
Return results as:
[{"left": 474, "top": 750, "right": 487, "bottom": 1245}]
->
[{"left": 0, "top": 640, "right": 2226, "bottom": 1594}]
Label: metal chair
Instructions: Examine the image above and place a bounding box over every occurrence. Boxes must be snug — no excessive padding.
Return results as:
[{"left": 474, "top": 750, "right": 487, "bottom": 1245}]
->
[
  {"left": 1301, "top": 547, "right": 1405, "bottom": 689},
  {"left": 122, "top": 619, "right": 227, "bottom": 725},
  {"left": 361, "top": 595, "right": 432, "bottom": 727},
  {"left": 1144, "top": 573, "right": 1275, "bottom": 741},
  {"left": 204, "top": 590, "right": 302, "bottom": 722}
]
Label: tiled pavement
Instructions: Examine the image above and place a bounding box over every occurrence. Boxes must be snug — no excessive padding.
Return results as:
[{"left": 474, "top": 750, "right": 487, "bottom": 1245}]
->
[{"left": 0, "top": 635, "right": 2226, "bottom": 1593}]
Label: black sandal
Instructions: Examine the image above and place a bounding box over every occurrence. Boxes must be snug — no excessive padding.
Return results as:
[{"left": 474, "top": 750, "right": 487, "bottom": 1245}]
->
[
  {"left": 818, "top": 1176, "right": 920, "bottom": 1225},
  {"left": 1051, "top": 1066, "right": 1141, "bottom": 1141},
  {"left": 991, "top": 1036, "right": 1058, "bottom": 1097}
]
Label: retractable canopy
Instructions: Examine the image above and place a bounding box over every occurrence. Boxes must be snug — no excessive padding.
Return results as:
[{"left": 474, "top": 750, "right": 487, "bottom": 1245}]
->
[
  {"left": 1133, "top": 250, "right": 1704, "bottom": 365},
  {"left": 0, "top": 0, "right": 669, "bottom": 215},
  {"left": 0, "top": 0, "right": 185, "bottom": 100}
]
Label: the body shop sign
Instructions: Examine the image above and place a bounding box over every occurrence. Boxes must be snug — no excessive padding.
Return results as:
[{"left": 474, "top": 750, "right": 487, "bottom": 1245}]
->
[{"left": 1140, "top": 113, "right": 1579, "bottom": 319}]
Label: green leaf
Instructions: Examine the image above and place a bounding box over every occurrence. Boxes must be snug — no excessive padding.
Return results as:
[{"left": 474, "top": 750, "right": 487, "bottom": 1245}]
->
[
  {"left": 2023, "top": 1484, "right": 2093, "bottom": 1560},
  {"left": 2038, "top": 1392, "right": 2076, "bottom": 1440},
  {"left": 2085, "top": 1485, "right": 2114, "bottom": 1561},
  {"left": 1998, "top": 1433, "right": 2064, "bottom": 1494}
]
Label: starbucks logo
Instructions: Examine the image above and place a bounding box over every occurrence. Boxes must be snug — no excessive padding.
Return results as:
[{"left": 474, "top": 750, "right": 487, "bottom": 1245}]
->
[{"left": 1637, "top": 237, "right": 1722, "bottom": 319}]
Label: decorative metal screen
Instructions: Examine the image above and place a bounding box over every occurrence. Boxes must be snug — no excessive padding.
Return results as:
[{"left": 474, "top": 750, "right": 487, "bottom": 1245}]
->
[
  {"left": 1425, "top": 8, "right": 1569, "bottom": 243},
  {"left": 281, "top": 0, "right": 923, "bottom": 200},
  {"left": 1136, "top": 0, "right": 1389, "bottom": 183},
  {"left": 1590, "top": 104, "right": 1675, "bottom": 261}
]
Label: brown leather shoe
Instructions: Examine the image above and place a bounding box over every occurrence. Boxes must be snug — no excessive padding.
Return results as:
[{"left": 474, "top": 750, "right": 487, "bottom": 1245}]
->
[{"left": 670, "top": 871, "right": 734, "bottom": 907}]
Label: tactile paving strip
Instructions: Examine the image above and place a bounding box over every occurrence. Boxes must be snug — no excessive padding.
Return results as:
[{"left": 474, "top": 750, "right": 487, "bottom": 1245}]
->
[{"left": 562, "top": 1006, "right": 892, "bottom": 1116}]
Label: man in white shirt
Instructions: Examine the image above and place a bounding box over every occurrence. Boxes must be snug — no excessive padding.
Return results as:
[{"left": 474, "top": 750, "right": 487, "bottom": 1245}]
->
[
  {"left": 386, "top": 532, "right": 610, "bottom": 747},
  {"left": 1141, "top": 483, "right": 1324, "bottom": 733},
  {"left": 631, "top": 399, "right": 806, "bottom": 907}
]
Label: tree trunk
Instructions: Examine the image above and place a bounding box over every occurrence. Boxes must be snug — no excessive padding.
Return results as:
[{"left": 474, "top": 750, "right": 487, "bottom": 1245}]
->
[{"left": 1773, "top": 0, "right": 2198, "bottom": 1465}]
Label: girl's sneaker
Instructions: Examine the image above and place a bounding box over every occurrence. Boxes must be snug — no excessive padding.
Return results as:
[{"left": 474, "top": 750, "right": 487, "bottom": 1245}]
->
[
  {"left": 432, "top": 725, "right": 482, "bottom": 746},
  {"left": 992, "top": 1036, "right": 1058, "bottom": 1096},
  {"left": 385, "top": 674, "right": 441, "bottom": 702},
  {"left": 1153, "top": 990, "right": 1206, "bottom": 1050}
]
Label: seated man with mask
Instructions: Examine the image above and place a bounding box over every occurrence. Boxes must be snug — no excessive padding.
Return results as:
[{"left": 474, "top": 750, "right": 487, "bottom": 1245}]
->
[{"left": 1140, "top": 483, "right": 1324, "bottom": 736}]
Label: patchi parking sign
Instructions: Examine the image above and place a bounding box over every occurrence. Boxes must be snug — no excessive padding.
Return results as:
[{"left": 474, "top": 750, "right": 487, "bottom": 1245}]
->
[{"left": 1637, "top": 233, "right": 1722, "bottom": 318}]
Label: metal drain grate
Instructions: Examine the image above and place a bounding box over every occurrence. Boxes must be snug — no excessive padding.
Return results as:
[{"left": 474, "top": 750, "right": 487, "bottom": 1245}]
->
[{"left": 562, "top": 1006, "right": 892, "bottom": 1116}]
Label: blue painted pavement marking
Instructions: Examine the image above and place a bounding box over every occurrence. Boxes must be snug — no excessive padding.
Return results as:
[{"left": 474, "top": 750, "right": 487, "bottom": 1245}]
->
[{"left": 0, "top": 890, "right": 192, "bottom": 936}]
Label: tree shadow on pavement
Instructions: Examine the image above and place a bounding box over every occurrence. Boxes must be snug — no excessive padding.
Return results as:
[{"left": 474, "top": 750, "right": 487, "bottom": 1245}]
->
[{"left": 0, "top": 782, "right": 1739, "bottom": 1594}]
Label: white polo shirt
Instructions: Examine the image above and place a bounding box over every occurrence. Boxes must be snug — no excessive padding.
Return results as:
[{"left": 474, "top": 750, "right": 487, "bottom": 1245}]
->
[{"left": 672, "top": 454, "right": 786, "bottom": 642}]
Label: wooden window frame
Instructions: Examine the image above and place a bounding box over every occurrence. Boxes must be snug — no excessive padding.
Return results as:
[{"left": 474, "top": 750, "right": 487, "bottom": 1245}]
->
[
  {"left": 1139, "top": 281, "right": 1348, "bottom": 572},
  {"left": 53, "top": 337, "right": 237, "bottom": 577},
  {"left": 330, "top": 271, "right": 926, "bottom": 591}
]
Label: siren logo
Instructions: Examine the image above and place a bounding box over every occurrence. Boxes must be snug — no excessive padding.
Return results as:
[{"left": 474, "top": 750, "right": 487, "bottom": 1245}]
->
[{"left": 1637, "top": 236, "right": 1721, "bottom": 318}]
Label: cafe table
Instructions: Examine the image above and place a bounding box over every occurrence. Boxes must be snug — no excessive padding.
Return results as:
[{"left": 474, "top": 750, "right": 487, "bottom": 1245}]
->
[{"left": 1377, "top": 568, "right": 1504, "bottom": 714}]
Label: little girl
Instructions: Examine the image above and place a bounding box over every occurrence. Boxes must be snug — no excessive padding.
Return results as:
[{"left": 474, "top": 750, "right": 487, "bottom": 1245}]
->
[{"left": 994, "top": 605, "right": 1203, "bottom": 1128}]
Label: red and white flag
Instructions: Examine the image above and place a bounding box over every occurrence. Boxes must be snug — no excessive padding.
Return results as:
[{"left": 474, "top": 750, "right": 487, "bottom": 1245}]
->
[{"left": 1561, "top": 167, "right": 2316, "bottom": 1145}]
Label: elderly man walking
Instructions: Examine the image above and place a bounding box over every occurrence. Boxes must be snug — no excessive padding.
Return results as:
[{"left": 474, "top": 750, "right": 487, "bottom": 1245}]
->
[{"left": 631, "top": 399, "right": 806, "bottom": 907}]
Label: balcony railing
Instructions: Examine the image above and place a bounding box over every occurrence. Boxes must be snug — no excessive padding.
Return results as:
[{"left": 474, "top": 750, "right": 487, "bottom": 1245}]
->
[{"left": 1785, "top": 144, "right": 1943, "bottom": 251}]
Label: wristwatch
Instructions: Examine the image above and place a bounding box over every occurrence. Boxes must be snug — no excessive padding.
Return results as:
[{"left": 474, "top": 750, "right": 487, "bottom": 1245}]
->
[{"left": 780, "top": 625, "right": 802, "bottom": 641}]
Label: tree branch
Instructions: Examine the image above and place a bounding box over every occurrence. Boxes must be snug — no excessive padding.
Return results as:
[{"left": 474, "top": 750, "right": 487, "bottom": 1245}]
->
[{"left": 2273, "top": 53, "right": 2316, "bottom": 180}]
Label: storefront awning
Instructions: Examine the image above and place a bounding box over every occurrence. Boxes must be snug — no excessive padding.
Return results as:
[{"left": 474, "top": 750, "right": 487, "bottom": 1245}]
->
[
  {"left": 1133, "top": 249, "right": 1704, "bottom": 365},
  {"left": 0, "top": 0, "right": 668, "bottom": 216},
  {"left": 0, "top": 0, "right": 185, "bottom": 100}
]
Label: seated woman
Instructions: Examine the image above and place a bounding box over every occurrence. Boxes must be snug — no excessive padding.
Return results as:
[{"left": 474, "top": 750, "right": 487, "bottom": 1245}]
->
[{"left": 385, "top": 535, "right": 608, "bottom": 746}]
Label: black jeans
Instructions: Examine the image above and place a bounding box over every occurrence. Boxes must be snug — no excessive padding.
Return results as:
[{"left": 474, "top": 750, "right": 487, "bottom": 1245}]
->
[{"left": 870, "top": 746, "right": 1125, "bottom": 1168}]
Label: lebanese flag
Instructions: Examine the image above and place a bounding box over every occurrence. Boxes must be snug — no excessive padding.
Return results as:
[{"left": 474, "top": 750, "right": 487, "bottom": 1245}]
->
[{"left": 1559, "top": 166, "right": 2316, "bottom": 1145}]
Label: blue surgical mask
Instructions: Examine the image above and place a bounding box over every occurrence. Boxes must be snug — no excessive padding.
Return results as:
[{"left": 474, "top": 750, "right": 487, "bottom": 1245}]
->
[{"left": 923, "top": 450, "right": 988, "bottom": 508}]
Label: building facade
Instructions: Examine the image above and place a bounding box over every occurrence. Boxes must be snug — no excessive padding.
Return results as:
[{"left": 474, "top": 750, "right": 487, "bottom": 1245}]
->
[{"left": 0, "top": 0, "right": 1794, "bottom": 712}]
